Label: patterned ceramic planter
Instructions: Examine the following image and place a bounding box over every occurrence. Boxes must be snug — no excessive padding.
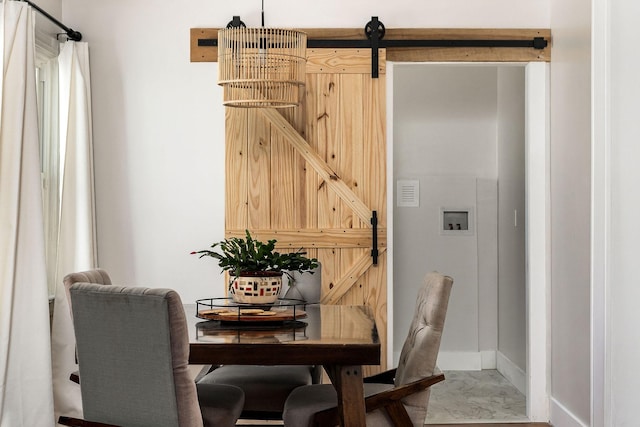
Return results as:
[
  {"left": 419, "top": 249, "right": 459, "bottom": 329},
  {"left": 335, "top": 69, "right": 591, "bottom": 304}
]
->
[{"left": 229, "top": 272, "right": 283, "bottom": 304}]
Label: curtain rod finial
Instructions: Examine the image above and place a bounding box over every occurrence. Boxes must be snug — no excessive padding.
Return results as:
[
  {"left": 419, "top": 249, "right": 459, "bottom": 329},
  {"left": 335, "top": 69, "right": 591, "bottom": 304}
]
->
[{"left": 67, "top": 29, "right": 82, "bottom": 41}]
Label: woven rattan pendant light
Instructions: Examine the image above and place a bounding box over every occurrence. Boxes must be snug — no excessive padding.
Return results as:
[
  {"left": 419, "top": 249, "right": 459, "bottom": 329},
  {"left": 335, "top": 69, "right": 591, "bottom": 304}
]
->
[{"left": 217, "top": 5, "right": 306, "bottom": 108}]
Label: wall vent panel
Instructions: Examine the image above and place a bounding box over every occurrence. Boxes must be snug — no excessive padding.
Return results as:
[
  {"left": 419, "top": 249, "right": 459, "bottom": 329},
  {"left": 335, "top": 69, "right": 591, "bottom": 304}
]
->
[{"left": 397, "top": 180, "right": 419, "bottom": 207}]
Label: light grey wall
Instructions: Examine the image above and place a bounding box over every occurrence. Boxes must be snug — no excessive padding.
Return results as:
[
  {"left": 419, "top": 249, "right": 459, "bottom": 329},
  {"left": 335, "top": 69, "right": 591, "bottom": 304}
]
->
[
  {"left": 477, "top": 178, "right": 499, "bottom": 359},
  {"left": 392, "top": 65, "right": 501, "bottom": 366},
  {"left": 393, "top": 65, "right": 498, "bottom": 179},
  {"left": 394, "top": 176, "right": 482, "bottom": 356},
  {"left": 549, "top": 0, "right": 592, "bottom": 423},
  {"left": 496, "top": 67, "right": 526, "bottom": 371}
]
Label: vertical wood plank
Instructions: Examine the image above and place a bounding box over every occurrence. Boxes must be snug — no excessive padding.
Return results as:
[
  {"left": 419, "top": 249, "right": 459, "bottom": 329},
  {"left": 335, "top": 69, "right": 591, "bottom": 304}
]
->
[
  {"left": 305, "top": 74, "right": 326, "bottom": 295},
  {"left": 290, "top": 91, "right": 308, "bottom": 230},
  {"left": 248, "top": 109, "right": 271, "bottom": 229},
  {"left": 273, "top": 108, "right": 294, "bottom": 229},
  {"left": 317, "top": 73, "right": 340, "bottom": 229},
  {"left": 317, "top": 73, "right": 341, "bottom": 282},
  {"left": 362, "top": 67, "right": 387, "bottom": 371},
  {"left": 318, "top": 247, "right": 338, "bottom": 297},
  {"left": 339, "top": 74, "right": 366, "bottom": 305},
  {"left": 225, "top": 108, "right": 248, "bottom": 230},
  {"left": 362, "top": 80, "right": 387, "bottom": 233},
  {"left": 305, "top": 75, "right": 320, "bottom": 234},
  {"left": 270, "top": 123, "right": 296, "bottom": 228},
  {"left": 363, "top": 253, "right": 388, "bottom": 375},
  {"left": 340, "top": 74, "right": 366, "bottom": 229}
]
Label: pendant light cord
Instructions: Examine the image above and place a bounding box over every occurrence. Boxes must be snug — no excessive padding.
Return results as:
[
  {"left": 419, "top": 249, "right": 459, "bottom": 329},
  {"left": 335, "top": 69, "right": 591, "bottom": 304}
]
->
[{"left": 261, "top": 0, "right": 265, "bottom": 27}]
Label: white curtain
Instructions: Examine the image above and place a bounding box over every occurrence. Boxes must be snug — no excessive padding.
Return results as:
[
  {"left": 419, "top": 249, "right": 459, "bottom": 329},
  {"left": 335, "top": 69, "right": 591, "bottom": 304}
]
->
[
  {"left": 0, "top": 2, "right": 55, "bottom": 426},
  {"left": 50, "top": 41, "right": 97, "bottom": 421}
]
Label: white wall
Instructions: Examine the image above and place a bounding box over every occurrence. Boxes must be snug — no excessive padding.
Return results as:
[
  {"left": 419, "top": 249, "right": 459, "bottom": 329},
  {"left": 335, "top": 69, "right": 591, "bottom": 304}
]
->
[
  {"left": 60, "top": 0, "right": 228, "bottom": 303},
  {"left": 496, "top": 67, "right": 526, "bottom": 371},
  {"left": 59, "top": 0, "right": 550, "bottom": 304},
  {"left": 549, "top": 0, "right": 592, "bottom": 424},
  {"left": 33, "top": 0, "right": 63, "bottom": 38}
]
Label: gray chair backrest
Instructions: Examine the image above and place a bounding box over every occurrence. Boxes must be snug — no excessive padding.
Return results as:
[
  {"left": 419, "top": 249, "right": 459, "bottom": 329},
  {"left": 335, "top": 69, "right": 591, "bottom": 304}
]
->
[
  {"left": 64, "top": 268, "right": 112, "bottom": 287},
  {"left": 63, "top": 268, "right": 112, "bottom": 316},
  {"left": 394, "top": 272, "right": 453, "bottom": 424},
  {"left": 69, "top": 283, "right": 203, "bottom": 427}
]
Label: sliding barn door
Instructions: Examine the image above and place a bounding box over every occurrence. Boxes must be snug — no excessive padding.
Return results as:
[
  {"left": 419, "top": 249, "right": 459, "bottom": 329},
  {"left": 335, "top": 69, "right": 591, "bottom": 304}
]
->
[{"left": 225, "top": 48, "right": 387, "bottom": 373}]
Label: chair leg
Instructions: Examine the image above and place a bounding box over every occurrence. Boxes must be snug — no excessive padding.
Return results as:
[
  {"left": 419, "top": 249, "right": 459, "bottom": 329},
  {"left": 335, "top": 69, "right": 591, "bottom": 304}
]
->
[{"left": 383, "top": 401, "right": 413, "bottom": 425}]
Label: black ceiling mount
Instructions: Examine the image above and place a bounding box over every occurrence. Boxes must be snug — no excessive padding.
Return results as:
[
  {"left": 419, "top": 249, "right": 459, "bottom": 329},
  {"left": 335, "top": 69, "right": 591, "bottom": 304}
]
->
[
  {"left": 226, "top": 16, "right": 246, "bottom": 29},
  {"left": 197, "top": 16, "right": 549, "bottom": 78}
]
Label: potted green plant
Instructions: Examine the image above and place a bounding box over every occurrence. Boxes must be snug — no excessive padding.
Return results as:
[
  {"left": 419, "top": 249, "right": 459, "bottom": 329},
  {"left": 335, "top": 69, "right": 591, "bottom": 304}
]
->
[{"left": 192, "top": 230, "right": 318, "bottom": 304}]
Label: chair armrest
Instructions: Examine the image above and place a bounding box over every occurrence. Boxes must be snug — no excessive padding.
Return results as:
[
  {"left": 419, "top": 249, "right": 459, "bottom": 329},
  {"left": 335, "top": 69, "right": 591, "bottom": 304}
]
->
[
  {"left": 363, "top": 368, "right": 397, "bottom": 384},
  {"left": 58, "top": 416, "right": 120, "bottom": 427},
  {"left": 312, "top": 373, "right": 445, "bottom": 426},
  {"left": 365, "top": 373, "right": 445, "bottom": 411}
]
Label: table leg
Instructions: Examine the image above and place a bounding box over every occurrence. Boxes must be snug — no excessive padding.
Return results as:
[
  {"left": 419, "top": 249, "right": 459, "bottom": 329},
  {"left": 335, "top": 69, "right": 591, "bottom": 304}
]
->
[{"left": 324, "top": 364, "right": 366, "bottom": 427}]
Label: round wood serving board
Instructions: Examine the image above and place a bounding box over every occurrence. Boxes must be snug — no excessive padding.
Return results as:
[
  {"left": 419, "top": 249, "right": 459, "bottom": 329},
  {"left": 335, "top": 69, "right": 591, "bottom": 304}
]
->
[{"left": 197, "top": 308, "right": 306, "bottom": 323}]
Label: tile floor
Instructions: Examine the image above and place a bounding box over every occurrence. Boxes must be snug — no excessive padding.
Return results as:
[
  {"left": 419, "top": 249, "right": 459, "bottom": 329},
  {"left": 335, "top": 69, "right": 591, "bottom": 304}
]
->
[{"left": 425, "top": 370, "right": 527, "bottom": 424}]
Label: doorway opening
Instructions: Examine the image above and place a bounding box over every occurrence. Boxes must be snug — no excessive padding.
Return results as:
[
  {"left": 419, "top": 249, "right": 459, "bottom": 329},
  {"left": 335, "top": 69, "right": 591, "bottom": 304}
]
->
[{"left": 386, "top": 62, "right": 549, "bottom": 423}]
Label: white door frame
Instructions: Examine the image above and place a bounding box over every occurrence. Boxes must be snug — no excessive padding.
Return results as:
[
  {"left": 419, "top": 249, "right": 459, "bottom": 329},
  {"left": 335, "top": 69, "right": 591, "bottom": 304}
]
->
[
  {"left": 525, "top": 61, "right": 551, "bottom": 421},
  {"left": 386, "top": 61, "right": 551, "bottom": 422}
]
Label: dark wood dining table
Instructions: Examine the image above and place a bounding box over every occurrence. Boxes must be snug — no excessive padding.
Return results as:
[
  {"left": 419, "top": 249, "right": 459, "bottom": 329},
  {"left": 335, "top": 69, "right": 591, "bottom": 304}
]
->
[{"left": 185, "top": 302, "right": 381, "bottom": 427}]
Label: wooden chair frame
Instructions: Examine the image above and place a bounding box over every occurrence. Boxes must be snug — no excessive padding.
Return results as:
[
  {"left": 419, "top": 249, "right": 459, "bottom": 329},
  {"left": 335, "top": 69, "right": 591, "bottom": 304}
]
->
[{"left": 311, "top": 370, "right": 445, "bottom": 426}]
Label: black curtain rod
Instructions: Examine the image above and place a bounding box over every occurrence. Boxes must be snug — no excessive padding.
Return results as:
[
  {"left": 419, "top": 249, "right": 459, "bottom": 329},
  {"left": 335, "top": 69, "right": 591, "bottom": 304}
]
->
[{"left": 21, "top": 0, "right": 82, "bottom": 41}]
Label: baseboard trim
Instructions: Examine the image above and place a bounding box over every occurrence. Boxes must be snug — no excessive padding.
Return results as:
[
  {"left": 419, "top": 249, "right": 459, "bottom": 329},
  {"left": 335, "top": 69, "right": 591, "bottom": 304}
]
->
[
  {"left": 426, "top": 351, "right": 498, "bottom": 371},
  {"left": 436, "top": 352, "right": 482, "bottom": 370},
  {"left": 481, "top": 350, "right": 497, "bottom": 369},
  {"left": 550, "top": 397, "right": 588, "bottom": 427},
  {"left": 497, "top": 351, "right": 526, "bottom": 395}
]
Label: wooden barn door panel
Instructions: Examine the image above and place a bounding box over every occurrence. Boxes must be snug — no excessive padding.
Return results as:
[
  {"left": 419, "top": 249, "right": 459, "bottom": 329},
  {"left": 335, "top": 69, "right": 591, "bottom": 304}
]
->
[{"left": 225, "top": 49, "right": 387, "bottom": 373}]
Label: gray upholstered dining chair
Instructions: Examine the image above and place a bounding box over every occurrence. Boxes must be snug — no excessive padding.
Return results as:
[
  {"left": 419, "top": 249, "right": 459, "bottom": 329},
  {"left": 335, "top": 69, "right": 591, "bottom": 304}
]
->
[
  {"left": 63, "top": 268, "right": 213, "bottom": 385},
  {"left": 58, "top": 283, "right": 245, "bottom": 427},
  {"left": 197, "top": 264, "right": 323, "bottom": 420},
  {"left": 282, "top": 271, "right": 453, "bottom": 427}
]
